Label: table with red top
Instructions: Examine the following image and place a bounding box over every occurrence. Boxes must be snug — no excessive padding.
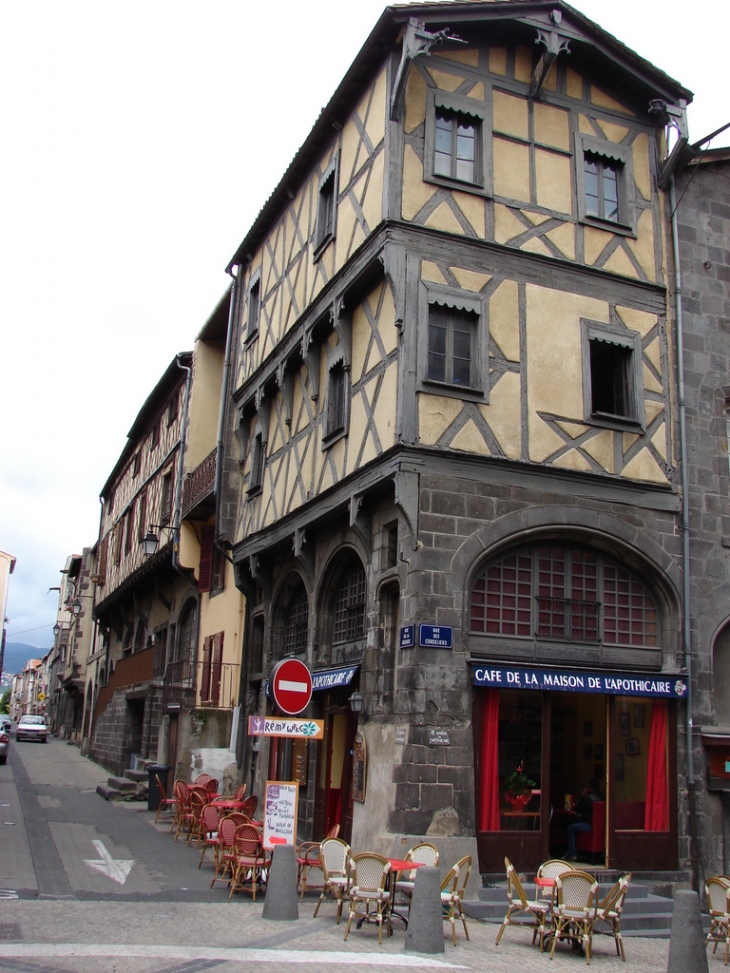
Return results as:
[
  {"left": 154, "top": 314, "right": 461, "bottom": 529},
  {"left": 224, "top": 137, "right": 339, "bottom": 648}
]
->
[
  {"left": 387, "top": 857, "right": 426, "bottom": 929},
  {"left": 210, "top": 798, "right": 243, "bottom": 811}
]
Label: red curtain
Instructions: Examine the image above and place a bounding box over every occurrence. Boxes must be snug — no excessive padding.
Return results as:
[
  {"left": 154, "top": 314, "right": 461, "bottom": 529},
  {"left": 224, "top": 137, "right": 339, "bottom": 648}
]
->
[
  {"left": 644, "top": 699, "right": 669, "bottom": 831},
  {"left": 479, "top": 689, "right": 501, "bottom": 831}
]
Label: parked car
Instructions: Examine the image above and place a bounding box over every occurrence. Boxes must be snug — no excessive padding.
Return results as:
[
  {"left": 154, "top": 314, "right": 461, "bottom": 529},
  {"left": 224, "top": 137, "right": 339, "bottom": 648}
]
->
[
  {"left": 0, "top": 729, "right": 8, "bottom": 764},
  {"left": 16, "top": 714, "right": 48, "bottom": 743},
  {"left": 0, "top": 715, "right": 11, "bottom": 732}
]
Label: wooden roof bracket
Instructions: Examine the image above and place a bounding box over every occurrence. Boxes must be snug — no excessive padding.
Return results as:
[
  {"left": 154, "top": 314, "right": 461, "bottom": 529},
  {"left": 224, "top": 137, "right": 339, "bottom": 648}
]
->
[
  {"left": 530, "top": 20, "right": 571, "bottom": 99},
  {"left": 390, "top": 17, "right": 466, "bottom": 122}
]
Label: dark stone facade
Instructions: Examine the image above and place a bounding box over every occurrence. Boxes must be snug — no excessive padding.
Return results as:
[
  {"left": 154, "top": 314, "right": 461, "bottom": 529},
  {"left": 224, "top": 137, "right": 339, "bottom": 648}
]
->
[{"left": 675, "top": 150, "right": 730, "bottom": 878}]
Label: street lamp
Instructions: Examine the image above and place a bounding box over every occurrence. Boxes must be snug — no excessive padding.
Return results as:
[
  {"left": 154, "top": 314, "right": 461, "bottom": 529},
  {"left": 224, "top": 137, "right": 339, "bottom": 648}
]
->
[
  {"left": 349, "top": 691, "right": 366, "bottom": 720},
  {"left": 141, "top": 524, "right": 177, "bottom": 558}
]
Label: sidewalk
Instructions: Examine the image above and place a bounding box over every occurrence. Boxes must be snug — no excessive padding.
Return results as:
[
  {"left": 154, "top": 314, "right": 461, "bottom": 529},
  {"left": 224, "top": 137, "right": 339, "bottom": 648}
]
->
[{"left": 0, "top": 896, "right": 673, "bottom": 971}]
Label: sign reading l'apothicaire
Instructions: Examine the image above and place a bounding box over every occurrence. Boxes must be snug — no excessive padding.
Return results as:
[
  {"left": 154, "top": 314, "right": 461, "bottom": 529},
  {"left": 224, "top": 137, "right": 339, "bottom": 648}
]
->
[{"left": 472, "top": 664, "right": 688, "bottom": 699}]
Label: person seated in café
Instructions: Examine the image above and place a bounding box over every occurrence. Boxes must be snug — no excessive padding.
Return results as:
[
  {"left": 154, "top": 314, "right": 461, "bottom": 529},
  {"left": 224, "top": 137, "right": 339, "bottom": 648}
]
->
[{"left": 566, "top": 778, "right": 605, "bottom": 862}]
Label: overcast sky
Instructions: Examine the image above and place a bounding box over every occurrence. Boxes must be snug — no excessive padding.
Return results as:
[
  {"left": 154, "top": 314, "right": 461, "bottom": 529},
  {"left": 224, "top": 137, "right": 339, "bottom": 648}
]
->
[{"left": 1, "top": 0, "right": 726, "bottom": 652}]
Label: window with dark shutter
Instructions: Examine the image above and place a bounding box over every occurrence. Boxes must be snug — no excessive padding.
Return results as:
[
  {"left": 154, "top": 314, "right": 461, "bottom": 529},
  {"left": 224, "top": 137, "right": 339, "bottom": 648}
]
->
[{"left": 198, "top": 526, "right": 215, "bottom": 593}]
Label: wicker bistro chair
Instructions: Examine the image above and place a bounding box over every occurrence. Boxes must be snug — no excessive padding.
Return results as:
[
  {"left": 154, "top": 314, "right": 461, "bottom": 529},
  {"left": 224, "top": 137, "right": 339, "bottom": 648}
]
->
[
  {"left": 536, "top": 859, "right": 574, "bottom": 906},
  {"left": 706, "top": 876, "right": 730, "bottom": 965},
  {"left": 210, "top": 816, "right": 241, "bottom": 889},
  {"left": 394, "top": 842, "right": 440, "bottom": 907},
  {"left": 194, "top": 774, "right": 212, "bottom": 785},
  {"left": 229, "top": 824, "right": 272, "bottom": 900},
  {"left": 495, "top": 857, "right": 552, "bottom": 951},
  {"left": 440, "top": 855, "right": 472, "bottom": 946},
  {"left": 197, "top": 804, "right": 222, "bottom": 869},
  {"left": 593, "top": 872, "right": 631, "bottom": 961},
  {"left": 343, "top": 853, "right": 392, "bottom": 945},
  {"left": 240, "top": 794, "right": 258, "bottom": 819},
  {"left": 187, "top": 789, "right": 210, "bottom": 847},
  {"left": 549, "top": 869, "right": 599, "bottom": 964},
  {"left": 153, "top": 775, "right": 177, "bottom": 826},
  {"left": 312, "top": 837, "right": 352, "bottom": 923},
  {"left": 297, "top": 824, "right": 341, "bottom": 897},
  {"left": 172, "top": 781, "right": 193, "bottom": 841}
]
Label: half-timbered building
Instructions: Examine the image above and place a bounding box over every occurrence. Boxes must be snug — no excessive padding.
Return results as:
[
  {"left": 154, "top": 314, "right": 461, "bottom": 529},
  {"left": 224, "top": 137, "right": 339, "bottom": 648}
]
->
[{"left": 222, "top": 1, "right": 693, "bottom": 878}]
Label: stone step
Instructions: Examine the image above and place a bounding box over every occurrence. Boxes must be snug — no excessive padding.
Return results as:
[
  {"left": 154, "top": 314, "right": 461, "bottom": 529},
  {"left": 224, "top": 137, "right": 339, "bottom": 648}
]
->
[
  {"left": 124, "top": 768, "right": 148, "bottom": 783},
  {"left": 107, "top": 776, "right": 136, "bottom": 792},
  {"left": 96, "top": 783, "right": 126, "bottom": 801}
]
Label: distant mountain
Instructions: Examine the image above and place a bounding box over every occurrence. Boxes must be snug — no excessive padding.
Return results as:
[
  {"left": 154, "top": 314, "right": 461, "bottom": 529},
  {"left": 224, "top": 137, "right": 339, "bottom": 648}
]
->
[{"left": 1, "top": 642, "right": 47, "bottom": 677}]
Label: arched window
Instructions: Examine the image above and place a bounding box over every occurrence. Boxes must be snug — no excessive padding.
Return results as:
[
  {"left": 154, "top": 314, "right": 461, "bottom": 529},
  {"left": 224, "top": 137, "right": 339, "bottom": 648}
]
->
[
  {"left": 470, "top": 545, "right": 657, "bottom": 646},
  {"left": 285, "top": 583, "right": 309, "bottom": 656},
  {"left": 333, "top": 557, "right": 366, "bottom": 644}
]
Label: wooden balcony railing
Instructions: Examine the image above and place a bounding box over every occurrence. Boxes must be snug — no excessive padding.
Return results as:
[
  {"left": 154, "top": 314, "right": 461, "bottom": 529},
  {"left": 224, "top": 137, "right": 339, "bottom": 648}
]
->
[
  {"left": 164, "top": 658, "right": 239, "bottom": 710},
  {"left": 182, "top": 449, "right": 216, "bottom": 516}
]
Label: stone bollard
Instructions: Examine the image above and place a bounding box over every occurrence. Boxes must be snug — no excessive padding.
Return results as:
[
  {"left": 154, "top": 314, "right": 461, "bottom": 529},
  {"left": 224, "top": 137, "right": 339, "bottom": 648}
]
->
[
  {"left": 667, "top": 888, "right": 708, "bottom": 973},
  {"left": 261, "top": 843, "right": 299, "bottom": 921},
  {"left": 404, "top": 865, "right": 445, "bottom": 954}
]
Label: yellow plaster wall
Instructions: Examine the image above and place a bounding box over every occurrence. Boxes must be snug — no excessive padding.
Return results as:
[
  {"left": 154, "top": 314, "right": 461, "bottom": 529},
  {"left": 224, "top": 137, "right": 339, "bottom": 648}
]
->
[
  {"left": 534, "top": 102, "right": 570, "bottom": 151},
  {"left": 535, "top": 149, "right": 572, "bottom": 214},
  {"left": 419, "top": 393, "right": 463, "bottom": 446},
  {"left": 493, "top": 90, "right": 528, "bottom": 139},
  {"left": 489, "top": 279, "right": 520, "bottom": 362},
  {"left": 483, "top": 371, "right": 521, "bottom": 459},
  {"left": 526, "top": 286, "right": 608, "bottom": 461},
  {"left": 187, "top": 342, "right": 223, "bottom": 468},
  {"left": 493, "top": 138, "right": 531, "bottom": 202}
]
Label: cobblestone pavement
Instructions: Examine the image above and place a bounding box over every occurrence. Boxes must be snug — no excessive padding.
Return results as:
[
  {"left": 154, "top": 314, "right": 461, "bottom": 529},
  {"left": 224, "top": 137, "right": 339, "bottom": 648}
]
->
[{"left": 0, "top": 898, "right": 674, "bottom": 973}]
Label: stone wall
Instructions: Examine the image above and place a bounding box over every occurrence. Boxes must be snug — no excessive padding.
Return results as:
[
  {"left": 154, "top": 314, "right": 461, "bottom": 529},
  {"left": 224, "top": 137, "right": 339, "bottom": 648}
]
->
[{"left": 676, "top": 153, "right": 730, "bottom": 878}]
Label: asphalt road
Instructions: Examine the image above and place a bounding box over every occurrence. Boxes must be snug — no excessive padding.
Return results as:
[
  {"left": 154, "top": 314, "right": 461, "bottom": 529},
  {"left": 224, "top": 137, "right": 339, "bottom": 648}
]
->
[{"left": 0, "top": 734, "right": 675, "bottom": 972}]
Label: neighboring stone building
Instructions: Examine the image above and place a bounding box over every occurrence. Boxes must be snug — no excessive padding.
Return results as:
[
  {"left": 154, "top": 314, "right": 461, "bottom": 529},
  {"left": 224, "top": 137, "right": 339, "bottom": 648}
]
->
[
  {"left": 673, "top": 145, "right": 730, "bottom": 883},
  {"left": 220, "top": 0, "right": 693, "bottom": 878},
  {"left": 0, "top": 550, "right": 16, "bottom": 683}
]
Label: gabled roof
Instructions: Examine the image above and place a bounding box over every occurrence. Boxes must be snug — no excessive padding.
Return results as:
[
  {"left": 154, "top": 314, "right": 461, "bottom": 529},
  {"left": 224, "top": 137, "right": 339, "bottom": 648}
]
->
[
  {"left": 226, "top": 0, "right": 691, "bottom": 274},
  {"left": 100, "top": 352, "right": 193, "bottom": 498}
]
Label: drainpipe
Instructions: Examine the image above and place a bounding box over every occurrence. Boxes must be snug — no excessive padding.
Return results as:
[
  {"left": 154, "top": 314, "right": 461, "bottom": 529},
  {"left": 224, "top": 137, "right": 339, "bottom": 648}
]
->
[
  {"left": 172, "top": 353, "right": 193, "bottom": 585},
  {"left": 669, "top": 173, "right": 698, "bottom": 889}
]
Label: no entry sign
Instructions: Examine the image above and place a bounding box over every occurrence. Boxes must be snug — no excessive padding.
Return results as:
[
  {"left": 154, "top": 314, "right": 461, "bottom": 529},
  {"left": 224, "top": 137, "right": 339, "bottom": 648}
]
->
[{"left": 270, "top": 658, "right": 313, "bottom": 716}]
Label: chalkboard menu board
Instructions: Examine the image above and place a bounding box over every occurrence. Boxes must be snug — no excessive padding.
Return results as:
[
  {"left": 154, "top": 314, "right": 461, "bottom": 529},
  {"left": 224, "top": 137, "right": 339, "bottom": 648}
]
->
[{"left": 263, "top": 780, "right": 299, "bottom": 850}]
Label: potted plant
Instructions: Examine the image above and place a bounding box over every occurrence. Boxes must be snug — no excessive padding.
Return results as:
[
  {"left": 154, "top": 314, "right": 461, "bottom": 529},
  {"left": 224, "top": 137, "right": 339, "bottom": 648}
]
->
[{"left": 504, "top": 761, "right": 536, "bottom": 810}]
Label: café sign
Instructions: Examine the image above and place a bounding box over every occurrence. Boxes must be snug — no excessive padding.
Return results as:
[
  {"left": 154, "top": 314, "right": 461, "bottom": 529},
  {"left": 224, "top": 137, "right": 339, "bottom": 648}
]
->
[{"left": 472, "top": 664, "right": 687, "bottom": 699}]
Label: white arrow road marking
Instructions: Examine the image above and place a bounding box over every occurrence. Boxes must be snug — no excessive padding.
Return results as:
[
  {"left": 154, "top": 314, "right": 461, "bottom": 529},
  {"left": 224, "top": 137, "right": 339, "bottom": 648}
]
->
[{"left": 83, "top": 840, "right": 135, "bottom": 885}]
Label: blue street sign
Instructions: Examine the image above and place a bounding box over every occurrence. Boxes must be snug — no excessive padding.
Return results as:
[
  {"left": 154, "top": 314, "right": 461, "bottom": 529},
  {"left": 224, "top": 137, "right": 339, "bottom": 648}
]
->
[
  {"left": 399, "top": 624, "right": 415, "bottom": 649},
  {"left": 419, "top": 624, "right": 453, "bottom": 649}
]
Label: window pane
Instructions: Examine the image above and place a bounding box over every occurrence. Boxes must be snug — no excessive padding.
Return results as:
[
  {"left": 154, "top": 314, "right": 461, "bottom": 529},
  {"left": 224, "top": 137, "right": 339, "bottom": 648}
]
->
[
  {"left": 498, "top": 690, "right": 542, "bottom": 831},
  {"left": 455, "top": 122, "right": 476, "bottom": 182},
  {"left": 452, "top": 324, "right": 472, "bottom": 385},
  {"left": 434, "top": 114, "right": 452, "bottom": 176},
  {"left": 428, "top": 317, "right": 447, "bottom": 382}
]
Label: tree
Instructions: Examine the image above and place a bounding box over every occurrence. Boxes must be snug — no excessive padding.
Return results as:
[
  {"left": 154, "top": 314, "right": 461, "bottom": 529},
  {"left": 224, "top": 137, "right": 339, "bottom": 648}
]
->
[{"left": 0, "top": 689, "right": 10, "bottom": 714}]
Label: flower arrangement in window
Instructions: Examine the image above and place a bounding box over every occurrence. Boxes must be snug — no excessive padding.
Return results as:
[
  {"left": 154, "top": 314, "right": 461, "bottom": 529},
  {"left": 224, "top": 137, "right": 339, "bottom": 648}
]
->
[{"left": 504, "top": 761, "right": 536, "bottom": 810}]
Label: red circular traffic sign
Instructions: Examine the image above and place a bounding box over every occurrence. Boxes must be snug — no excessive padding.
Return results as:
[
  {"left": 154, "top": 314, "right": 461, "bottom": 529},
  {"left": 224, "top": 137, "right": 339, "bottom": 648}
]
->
[{"left": 270, "top": 658, "right": 313, "bottom": 716}]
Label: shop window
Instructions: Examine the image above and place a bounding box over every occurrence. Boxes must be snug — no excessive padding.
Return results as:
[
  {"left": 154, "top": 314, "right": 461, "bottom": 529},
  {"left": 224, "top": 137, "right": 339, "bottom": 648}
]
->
[
  {"left": 470, "top": 544, "right": 658, "bottom": 647},
  {"left": 613, "top": 696, "right": 668, "bottom": 831},
  {"left": 478, "top": 688, "right": 543, "bottom": 832}
]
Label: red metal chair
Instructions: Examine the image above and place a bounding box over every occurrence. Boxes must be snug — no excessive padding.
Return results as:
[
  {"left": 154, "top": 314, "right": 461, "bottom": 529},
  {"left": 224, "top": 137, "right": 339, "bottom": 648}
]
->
[
  {"left": 194, "top": 773, "right": 212, "bottom": 785},
  {"left": 210, "top": 816, "right": 240, "bottom": 889},
  {"left": 171, "top": 781, "right": 190, "bottom": 838},
  {"left": 187, "top": 788, "right": 211, "bottom": 847},
  {"left": 240, "top": 794, "right": 258, "bottom": 819},
  {"left": 229, "top": 824, "right": 272, "bottom": 900},
  {"left": 198, "top": 804, "right": 222, "bottom": 869},
  {"left": 154, "top": 775, "right": 177, "bottom": 826}
]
